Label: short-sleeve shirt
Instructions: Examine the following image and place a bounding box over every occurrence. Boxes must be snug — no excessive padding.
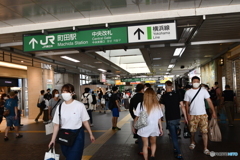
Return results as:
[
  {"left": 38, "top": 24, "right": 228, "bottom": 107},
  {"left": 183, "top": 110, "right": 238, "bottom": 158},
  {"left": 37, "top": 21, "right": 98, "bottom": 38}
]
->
[
  {"left": 4, "top": 98, "right": 18, "bottom": 117},
  {"left": 184, "top": 87, "right": 210, "bottom": 115},
  {"left": 49, "top": 98, "right": 64, "bottom": 117},
  {"left": 110, "top": 93, "right": 119, "bottom": 108},
  {"left": 222, "top": 90, "right": 235, "bottom": 101},
  {"left": 161, "top": 91, "right": 181, "bottom": 121},
  {"left": 52, "top": 100, "right": 90, "bottom": 129}
]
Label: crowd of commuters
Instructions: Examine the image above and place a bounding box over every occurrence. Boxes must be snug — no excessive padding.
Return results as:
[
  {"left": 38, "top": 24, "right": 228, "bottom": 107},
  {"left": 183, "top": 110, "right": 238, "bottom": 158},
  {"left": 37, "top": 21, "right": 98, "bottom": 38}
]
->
[{"left": 0, "top": 77, "right": 237, "bottom": 160}]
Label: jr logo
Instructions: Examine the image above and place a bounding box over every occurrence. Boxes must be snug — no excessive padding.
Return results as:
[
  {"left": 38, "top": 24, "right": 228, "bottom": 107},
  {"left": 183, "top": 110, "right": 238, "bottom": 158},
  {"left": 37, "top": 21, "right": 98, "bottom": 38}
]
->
[{"left": 40, "top": 36, "right": 55, "bottom": 45}]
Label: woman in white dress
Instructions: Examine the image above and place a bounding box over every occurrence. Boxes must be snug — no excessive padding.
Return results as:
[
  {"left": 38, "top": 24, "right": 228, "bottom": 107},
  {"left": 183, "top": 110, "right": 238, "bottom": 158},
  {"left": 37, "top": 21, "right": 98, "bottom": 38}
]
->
[{"left": 134, "top": 88, "right": 164, "bottom": 160}]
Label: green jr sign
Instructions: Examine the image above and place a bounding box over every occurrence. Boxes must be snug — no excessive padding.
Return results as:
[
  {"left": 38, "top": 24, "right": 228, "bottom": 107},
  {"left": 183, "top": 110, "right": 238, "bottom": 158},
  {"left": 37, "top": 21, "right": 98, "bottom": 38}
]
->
[
  {"left": 23, "top": 27, "right": 128, "bottom": 52},
  {"left": 121, "top": 78, "right": 141, "bottom": 82}
]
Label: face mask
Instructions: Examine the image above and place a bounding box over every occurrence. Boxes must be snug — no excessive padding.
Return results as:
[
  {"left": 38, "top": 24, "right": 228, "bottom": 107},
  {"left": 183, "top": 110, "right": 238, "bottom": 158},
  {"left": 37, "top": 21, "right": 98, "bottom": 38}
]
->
[
  {"left": 193, "top": 83, "right": 200, "bottom": 88},
  {"left": 4, "top": 97, "right": 8, "bottom": 100},
  {"left": 61, "top": 93, "right": 72, "bottom": 101},
  {"left": 55, "top": 94, "right": 59, "bottom": 98}
]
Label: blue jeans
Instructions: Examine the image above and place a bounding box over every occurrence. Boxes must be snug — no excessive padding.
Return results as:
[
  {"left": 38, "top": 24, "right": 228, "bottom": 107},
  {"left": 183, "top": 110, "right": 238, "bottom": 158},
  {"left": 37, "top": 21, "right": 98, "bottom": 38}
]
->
[
  {"left": 105, "top": 101, "right": 109, "bottom": 110},
  {"left": 61, "top": 127, "right": 85, "bottom": 160},
  {"left": 167, "top": 119, "right": 181, "bottom": 155}
]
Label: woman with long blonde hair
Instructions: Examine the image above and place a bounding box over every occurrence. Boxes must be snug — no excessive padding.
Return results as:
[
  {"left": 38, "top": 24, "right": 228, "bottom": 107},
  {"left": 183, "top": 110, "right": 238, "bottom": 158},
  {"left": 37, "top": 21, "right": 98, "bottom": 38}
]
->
[{"left": 134, "top": 88, "right": 163, "bottom": 160}]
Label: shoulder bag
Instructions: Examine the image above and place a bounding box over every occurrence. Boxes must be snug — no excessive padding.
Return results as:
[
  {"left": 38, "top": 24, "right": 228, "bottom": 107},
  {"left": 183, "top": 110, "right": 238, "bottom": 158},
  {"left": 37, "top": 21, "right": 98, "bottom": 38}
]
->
[
  {"left": 56, "top": 103, "right": 81, "bottom": 146},
  {"left": 134, "top": 103, "right": 148, "bottom": 129},
  {"left": 189, "top": 87, "right": 202, "bottom": 106}
]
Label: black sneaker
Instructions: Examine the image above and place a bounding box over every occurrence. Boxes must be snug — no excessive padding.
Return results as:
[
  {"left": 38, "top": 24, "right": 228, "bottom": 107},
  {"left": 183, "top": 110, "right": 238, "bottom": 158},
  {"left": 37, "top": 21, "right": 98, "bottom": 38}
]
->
[
  {"left": 112, "top": 127, "right": 115, "bottom": 130},
  {"left": 4, "top": 136, "right": 9, "bottom": 141},
  {"left": 114, "top": 127, "right": 121, "bottom": 130},
  {"left": 16, "top": 134, "right": 23, "bottom": 139}
]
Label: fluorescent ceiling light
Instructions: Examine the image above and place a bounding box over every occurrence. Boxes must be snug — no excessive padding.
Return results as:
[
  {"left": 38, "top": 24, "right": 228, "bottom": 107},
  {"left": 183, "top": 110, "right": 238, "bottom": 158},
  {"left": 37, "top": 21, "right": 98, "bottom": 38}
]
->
[
  {"left": 173, "top": 47, "right": 185, "bottom": 57},
  {"left": 179, "top": 27, "right": 194, "bottom": 43},
  {"left": 98, "top": 68, "right": 106, "bottom": 72},
  {"left": 167, "top": 69, "right": 171, "bottom": 71},
  {"left": 0, "top": 61, "right": 27, "bottom": 70},
  {"left": 153, "top": 57, "right": 161, "bottom": 60},
  {"left": 83, "top": 64, "right": 96, "bottom": 68},
  {"left": 168, "top": 64, "right": 175, "bottom": 68},
  {"left": 61, "top": 56, "right": 80, "bottom": 62}
]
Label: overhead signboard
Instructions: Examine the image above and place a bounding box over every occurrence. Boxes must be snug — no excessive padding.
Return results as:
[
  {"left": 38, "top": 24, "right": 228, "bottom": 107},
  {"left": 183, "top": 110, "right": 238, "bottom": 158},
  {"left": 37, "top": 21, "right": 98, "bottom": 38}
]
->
[
  {"left": 23, "top": 27, "right": 128, "bottom": 52},
  {"left": 121, "top": 78, "right": 141, "bottom": 82},
  {"left": 128, "top": 21, "right": 177, "bottom": 43}
]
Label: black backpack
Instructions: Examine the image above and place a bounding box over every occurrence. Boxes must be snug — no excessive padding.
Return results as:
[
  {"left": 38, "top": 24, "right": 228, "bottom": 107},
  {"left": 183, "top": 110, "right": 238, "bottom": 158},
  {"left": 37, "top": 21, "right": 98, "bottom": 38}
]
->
[
  {"left": 210, "top": 87, "right": 218, "bottom": 100},
  {"left": 37, "top": 100, "right": 46, "bottom": 109},
  {"left": 92, "top": 94, "right": 97, "bottom": 105}
]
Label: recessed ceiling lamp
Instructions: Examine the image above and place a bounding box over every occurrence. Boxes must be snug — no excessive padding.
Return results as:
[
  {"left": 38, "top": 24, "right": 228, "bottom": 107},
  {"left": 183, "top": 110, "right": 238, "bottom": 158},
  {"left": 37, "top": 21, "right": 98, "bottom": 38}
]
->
[
  {"left": 153, "top": 57, "right": 161, "bottom": 60},
  {"left": 61, "top": 56, "right": 80, "bottom": 62},
  {"left": 168, "top": 64, "right": 175, "bottom": 68},
  {"left": 98, "top": 68, "right": 106, "bottom": 72},
  {"left": 173, "top": 47, "right": 186, "bottom": 57}
]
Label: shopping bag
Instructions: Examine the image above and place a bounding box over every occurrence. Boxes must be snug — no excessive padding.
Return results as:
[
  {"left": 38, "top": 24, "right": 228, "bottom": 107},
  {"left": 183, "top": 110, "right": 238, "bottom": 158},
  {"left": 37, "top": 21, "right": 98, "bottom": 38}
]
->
[
  {"left": 208, "top": 118, "right": 222, "bottom": 142},
  {"left": 44, "top": 147, "right": 60, "bottom": 160},
  {"left": 45, "top": 122, "right": 54, "bottom": 135}
]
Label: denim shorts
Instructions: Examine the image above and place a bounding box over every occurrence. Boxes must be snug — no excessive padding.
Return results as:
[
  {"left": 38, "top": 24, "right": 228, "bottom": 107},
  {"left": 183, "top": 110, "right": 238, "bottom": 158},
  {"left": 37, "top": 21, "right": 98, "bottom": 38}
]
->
[
  {"left": 112, "top": 108, "right": 119, "bottom": 117},
  {"left": 6, "top": 116, "right": 19, "bottom": 127}
]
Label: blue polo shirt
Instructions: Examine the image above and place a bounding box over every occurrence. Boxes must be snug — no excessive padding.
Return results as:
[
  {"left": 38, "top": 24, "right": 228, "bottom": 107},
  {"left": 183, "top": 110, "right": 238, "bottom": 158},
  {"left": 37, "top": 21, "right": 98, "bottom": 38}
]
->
[{"left": 4, "top": 98, "right": 18, "bottom": 117}]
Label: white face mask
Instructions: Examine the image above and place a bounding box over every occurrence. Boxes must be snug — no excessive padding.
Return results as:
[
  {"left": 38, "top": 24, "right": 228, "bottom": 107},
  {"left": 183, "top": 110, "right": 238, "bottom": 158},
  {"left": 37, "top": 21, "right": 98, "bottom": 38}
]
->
[
  {"left": 4, "top": 97, "right": 8, "bottom": 100},
  {"left": 55, "top": 94, "right": 59, "bottom": 98},
  {"left": 61, "top": 93, "right": 72, "bottom": 101},
  {"left": 193, "top": 83, "right": 200, "bottom": 88}
]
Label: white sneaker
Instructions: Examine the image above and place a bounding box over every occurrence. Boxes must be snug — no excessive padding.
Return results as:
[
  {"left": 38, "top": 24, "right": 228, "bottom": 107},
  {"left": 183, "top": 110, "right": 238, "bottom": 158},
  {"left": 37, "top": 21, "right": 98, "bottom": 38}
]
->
[{"left": 90, "top": 124, "right": 94, "bottom": 127}]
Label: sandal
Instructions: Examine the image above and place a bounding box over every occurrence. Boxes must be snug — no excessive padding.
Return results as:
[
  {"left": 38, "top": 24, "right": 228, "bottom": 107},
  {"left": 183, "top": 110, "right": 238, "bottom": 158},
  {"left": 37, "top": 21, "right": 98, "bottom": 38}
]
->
[
  {"left": 189, "top": 143, "right": 196, "bottom": 150},
  {"left": 16, "top": 134, "right": 23, "bottom": 138},
  {"left": 204, "top": 149, "right": 210, "bottom": 155}
]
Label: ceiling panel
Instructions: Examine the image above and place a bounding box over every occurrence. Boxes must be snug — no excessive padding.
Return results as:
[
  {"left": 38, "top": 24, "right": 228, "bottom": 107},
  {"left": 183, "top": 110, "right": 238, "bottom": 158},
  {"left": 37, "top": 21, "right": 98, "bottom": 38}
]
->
[
  {"left": 0, "top": 21, "right": 10, "bottom": 27},
  {"left": 231, "top": 0, "right": 240, "bottom": 5},
  {"left": 0, "top": 7, "right": 23, "bottom": 21},
  {"left": 32, "top": 0, "right": 84, "bottom": 20},
  {"left": 199, "top": 0, "right": 232, "bottom": 8},
  {"left": 108, "top": 4, "right": 139, "bottom": 15},
  {"left": 139, "top": 1, "right": 169, "bottom": 12},
  {"left": 27, "top": 14, "right": 58, "bottom": 23},
  {"left": 170, "top": 0, "right": 201, "bottom": 10},
  {"left": 192, "top": 14, "right": 240, "bottom": 41},
  {"left": 0, "top": 0, "right": 33, "bottom": 7},
  {"left": 3, "top": 18, "right": 33, "bottom": 26},
  {"left": 70, "top": 0, "right": 111, "bottom": 18}
]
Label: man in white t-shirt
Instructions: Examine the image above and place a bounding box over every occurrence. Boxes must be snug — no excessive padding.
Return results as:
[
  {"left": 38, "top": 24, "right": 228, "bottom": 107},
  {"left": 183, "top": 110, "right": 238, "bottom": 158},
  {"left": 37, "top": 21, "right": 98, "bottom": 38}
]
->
[{"left": 184, "top": 76, "right": 216, "bottom": 156}]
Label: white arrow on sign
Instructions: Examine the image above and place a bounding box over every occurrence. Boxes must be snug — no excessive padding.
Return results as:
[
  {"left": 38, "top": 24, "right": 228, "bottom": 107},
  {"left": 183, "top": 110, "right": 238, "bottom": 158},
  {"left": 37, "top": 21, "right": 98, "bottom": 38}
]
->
[{"left": 29, "top": 38, "right": 38, "bottom": 49}]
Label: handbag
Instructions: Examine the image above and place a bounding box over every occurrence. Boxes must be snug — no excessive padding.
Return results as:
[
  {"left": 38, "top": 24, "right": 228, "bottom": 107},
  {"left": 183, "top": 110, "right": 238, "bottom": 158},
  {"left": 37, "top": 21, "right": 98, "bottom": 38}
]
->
[
  {"left": 44, "top": 146, "right": 60, "bottom": 160},
  {"left": 208, "top": 118, "right": 222, "bottom": 142},
  {"left": 101, "top": 98, "right": 105, "bottom": 105},
  {"left": 134, "top": 103, "right": 148, "bottom": 129},
  {"left": 183, "top": 123, "right": 191, "bottom": 138},
  {"left": 56, "top": 103, "right": 81, "bottom": 146}
]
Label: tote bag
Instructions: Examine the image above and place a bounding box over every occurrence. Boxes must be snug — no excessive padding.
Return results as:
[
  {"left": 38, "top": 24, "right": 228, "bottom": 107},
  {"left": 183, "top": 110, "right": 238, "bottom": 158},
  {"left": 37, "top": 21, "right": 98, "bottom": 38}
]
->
[
  {"left": 44, "top": 147, "right": 60, "bottom": 160},
  {"left": 45, "top": 122, "right": 54, "bottom": 135},
  {"left": 134, "top": 103, "right": 148, "bottom": 130},
  {"left": 208, "top": 118, "right": 222, "bottom": 142}
]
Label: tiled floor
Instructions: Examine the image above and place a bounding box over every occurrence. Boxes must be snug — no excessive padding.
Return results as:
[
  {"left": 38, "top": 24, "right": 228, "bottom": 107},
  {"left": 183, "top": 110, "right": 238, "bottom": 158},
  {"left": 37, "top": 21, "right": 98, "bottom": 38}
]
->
[{"left": 0, "top": 109, "right": 240, "bottom": 160}]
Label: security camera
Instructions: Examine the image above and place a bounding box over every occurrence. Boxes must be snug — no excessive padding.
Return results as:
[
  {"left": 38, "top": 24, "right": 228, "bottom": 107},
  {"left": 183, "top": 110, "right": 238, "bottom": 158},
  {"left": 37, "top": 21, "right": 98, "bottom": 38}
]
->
[{"left": 180, "top": 65, "right": 185, "bottom": 69}]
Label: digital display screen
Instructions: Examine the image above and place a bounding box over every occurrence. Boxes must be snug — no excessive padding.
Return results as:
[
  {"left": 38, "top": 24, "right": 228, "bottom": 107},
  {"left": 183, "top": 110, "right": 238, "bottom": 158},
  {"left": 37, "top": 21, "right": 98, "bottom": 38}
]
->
[{"left": 0, "top": 78, "right": 19, "bottom": 87}]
